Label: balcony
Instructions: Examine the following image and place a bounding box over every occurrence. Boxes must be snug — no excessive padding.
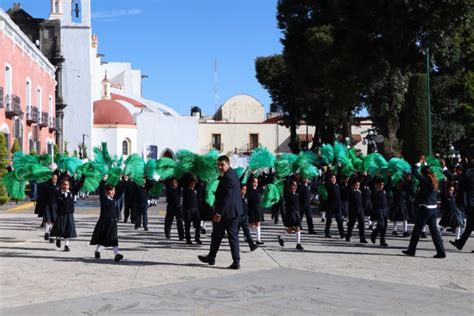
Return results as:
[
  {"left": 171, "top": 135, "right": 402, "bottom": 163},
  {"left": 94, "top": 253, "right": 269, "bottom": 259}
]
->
[
  {"left": 39, "top": 112, "right": 49, "bottom": 128},
  {"left": 49, "top": 117, "right": 57, "bottom": 132},
  {"left": 5, "top": 94, "right": 22, "bottom": 119},
  {"left": 211, "top": 143, "right": 224, "bottom": 152},
  {"left": 0, "top": 87, "right": 3, "bottom": 109},
  {"left": 247, "top": 142, "right": 261, "bottom": 152},
  {"left": 26, "top": 106, "right": 39, "bottom": 125}
]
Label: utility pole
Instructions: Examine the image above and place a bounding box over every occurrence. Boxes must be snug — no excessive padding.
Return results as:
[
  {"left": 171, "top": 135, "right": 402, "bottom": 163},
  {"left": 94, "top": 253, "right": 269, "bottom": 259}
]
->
[{"left": 426, "top": 48, "right": 432, "bottom": 156}]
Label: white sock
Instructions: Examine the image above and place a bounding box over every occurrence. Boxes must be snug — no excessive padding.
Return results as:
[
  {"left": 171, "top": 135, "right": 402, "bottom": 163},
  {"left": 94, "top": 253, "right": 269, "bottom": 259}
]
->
[
  {"left": 281, "top": 231, "right": 287, "bottom": 240},
  {"left": 113, "top": 246, "right": 119, "bottom": 255},
  {"left": 201, "top": 221, "right": 207, "bottom": 229},
  {"left": 393, "top": 221, "right": 398, "bottom": 232},
  {"left": 65, "top": 239, "right": 70, "bottom": 246},
  {"left": 321, "top": 211, "right": 326, "bottom": 219},
  {"left": 368, "top": 220, "right": 372, "bottom": 226},
  {"left": 95, "top": 245, "right": 102, "bottom": 252},
  {"left": 296, "top": 231, "right": 301, "bottom": 244},
  {"left": 403, "top": 221, "right": 408, "bottom": 233},
  {"left": 422, "top": 226, "right": 426, "bottom": 233},
  {"left": 45, "top": 223, "right": 51, "bottom": 234},
  {"left": 256, "top": 226, "right": 261, "bottom": 242},
  {"left": 455, "top": 226, "right": 461, "bottom": 240}
]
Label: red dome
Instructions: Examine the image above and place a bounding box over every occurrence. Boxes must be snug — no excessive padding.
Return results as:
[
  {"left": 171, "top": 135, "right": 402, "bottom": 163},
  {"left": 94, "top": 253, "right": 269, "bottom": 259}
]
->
[{"left": 93, "top": 99, "right": 135, "bottom": 125}]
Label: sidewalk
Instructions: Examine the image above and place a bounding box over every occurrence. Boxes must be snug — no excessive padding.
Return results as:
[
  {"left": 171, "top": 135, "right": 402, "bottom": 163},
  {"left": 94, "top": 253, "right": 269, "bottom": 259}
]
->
[{"left": 0, "top": 202, "right": 473, "bottom": 315}]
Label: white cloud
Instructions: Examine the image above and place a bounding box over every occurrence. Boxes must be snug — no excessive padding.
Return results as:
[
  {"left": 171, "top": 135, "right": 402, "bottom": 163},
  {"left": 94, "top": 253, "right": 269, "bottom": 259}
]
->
[{"left": 91, "top": 9, "right": 142, "bottom": 19}]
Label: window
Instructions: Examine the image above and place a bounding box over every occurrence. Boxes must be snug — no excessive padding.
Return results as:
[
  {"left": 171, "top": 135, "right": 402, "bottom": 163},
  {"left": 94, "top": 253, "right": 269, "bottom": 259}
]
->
[
  {"left": 5, "top": 64, "right": 12, "bottom": 96},
  {"left": 71, "top": 0, "right": 82, "bottom": 23},
  {"left": 249, "top": 133, "right": 259, "bottom": 150},
  {"left": 26, "top": 80, "right": 31, "bottom": 107},
  {"left": 37, "top": 87, "right": 42, "bottom": 114},
  {"left": 122, "top": 139, "right": 130, "bottom": 156},
  {"left": 54, "top": 0, "right": 60, "bottom": 13},
  {"left": 47, "top": 141, "right": 54, "bottom": 156},
  {"left": 212, "top": 134, "right": 222, "bottom": 151},
  {"left": 48, "top": 95, "right": 53, "bottom": 117}
]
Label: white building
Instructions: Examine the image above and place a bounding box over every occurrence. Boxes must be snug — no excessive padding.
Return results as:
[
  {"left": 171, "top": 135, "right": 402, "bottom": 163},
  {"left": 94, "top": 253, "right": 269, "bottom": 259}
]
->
[{"left": 49, "top": 0, "right": 93, "bottom": 156}]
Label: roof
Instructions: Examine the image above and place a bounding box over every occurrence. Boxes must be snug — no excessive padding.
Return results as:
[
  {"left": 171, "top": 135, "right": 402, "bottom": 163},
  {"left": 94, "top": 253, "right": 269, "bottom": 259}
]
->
[
  {"left": 93, "top": 99, "right": 136, "bottom": 125},
  {"left": 111, "top": 93, "right": 145, "bottom": 108}
]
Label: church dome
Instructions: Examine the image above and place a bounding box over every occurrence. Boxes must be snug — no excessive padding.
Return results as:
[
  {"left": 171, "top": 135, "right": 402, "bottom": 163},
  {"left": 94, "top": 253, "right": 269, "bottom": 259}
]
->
[{"left": 93, "top": 99, "right": 135, "bottom": 125}]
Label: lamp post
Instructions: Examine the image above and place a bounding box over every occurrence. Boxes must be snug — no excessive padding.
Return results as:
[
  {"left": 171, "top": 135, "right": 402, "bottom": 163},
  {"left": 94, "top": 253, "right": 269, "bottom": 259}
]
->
[
  {"left": 81, "top": 133, "right": 88, "bottom": 159},
  {"left": 425, "top": 48, "right": 433, "bottom": 156}
]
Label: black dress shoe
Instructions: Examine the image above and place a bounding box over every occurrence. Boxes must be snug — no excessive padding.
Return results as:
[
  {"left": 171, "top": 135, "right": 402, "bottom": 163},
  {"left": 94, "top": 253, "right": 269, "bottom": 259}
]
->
[
  {"left": 421, "top": 232, "right": 427, "bottom": 238},
  {"left": 256, "top": 241, "right": 265, "bottom": 245},
  {"left": 64, "top": 245, "right": 70, "bottom": 252},
  {"left": 44, "top": 233, "right": 49, "bottom": 241},
  {"left": 278, "top": 235, "right": 284, "bottom": 247},
  {"left": 380, "top": 241, "right": 388, "bottom": 247},
  {"left": 433, "top": 253, "right": 446, "bottom": 259},
  {"left": 144, "top": 227, "right": 149, "bottom": 231},
  {"left": 195, "top": 239, "right": 202, "bottom": 245},
  {"left": 321, "top": 218, "right": 325, "bottom": 223},
  {"left": 403, "top": 232, "right": 411, "bottom": 237},
  {"left": 324, "top": 234, "right": 332, "bottom": 238},
  {"left": 360, "top": 239, "right": 368, "bottom": 244},
  {"left": 392, "top": 231, "right": 398, "bottom": 236},
  {"left": 179, "top": 237, "right": 185, "bottom": 241},
  {"left": 49, "top": 238, "right": 54, "bottom": 243},
  {"left": 165, "top": 235, "right": 171, "bottom": 239},
  {"left": 186, "top": 239, "right": 193, "bottom": 245},
  {"left": 95, "top": 251, "right": 101, "bottom": 259},
  {"left": 56, "top": 239, "right": 61, "bottom": 248},
  {"left": 114, "top": 254, "right": 124, "bottom": 262},
  {"left": 345, "top": 236, "right": 350, "bottom": 242},
  {"left": 201, "top": 228, "right": 207, "bottom": 235},
  {"left": 228, "top": 261, "right": 240, "bottom": 270},
  {"left": 449, "top": 240, "right": 462, "bottom": 250},
  {"left": 250, "top": 244, "right": 259, "bottom": 252},
  {"left": 308, "top": 230, "right": 317, "bottom": 235},
  {"left": 296, "top": 243, "right": 304, "bottom": 250},
  {"left": 198, "top": 255, "right": 215, "bottom": 265},
  {"left": 370, "top": 233, "right": 376, "bottom": 244},
  {"left": 402, "top": 250, "right": 415, "bottom": 256}
]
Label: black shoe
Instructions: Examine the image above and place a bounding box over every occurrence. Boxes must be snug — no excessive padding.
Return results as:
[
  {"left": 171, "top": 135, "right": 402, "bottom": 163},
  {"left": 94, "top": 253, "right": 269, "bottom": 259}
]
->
[
  {"left": 403, "top": 232, "right": 411, "bottom": 237},
  {"left": 256, "top": 241, "right": 264, "bottom": 245},
  {"left": 278, "top": 235, "right": 284, "bottom": 247},
  {"left": 296, "top": 243, "right": 304, "bottom": 250},
  {"left": 340, "top": 234, "right": 345, "bottom": 239},
  {"left": 369, "top": 225, "right": 373, "bottom": 231},
  {"left": 56, "top": 239, "right": 61, "bottom": 248},
  {"left": 198, "top": 255, "right": 215, "bottom": 265},
  {"left": 201, "top": 228, "right": 207, "bottom": 235},
  {"left": 49, "top": 238, "right": 54, "bottom": 243},
  {"left": 370, "top": 233, "right": 376, "bottom": 244},
  {"left": 321, "top": 218, "right": 326, "bottom": 223},
  {"left": 360, "top": 239, "right": 368, "bottom": 244},
  {"left": 165, "top": 235, "right": 171, "bottom": 240},
  {"left": 433, "top": 253, "right": 446, "bottom": 258},
  {"left": 40, "top": 222, "right": 45, "bottom": 228},
  {"left": 144, "top": 227, "right": 149, "bottom": 231},
  {"left": 228, "top": 261, "right": 240, "bottom": 270},
  {"left": 380, "top": 240, "right": 388, "bottom": 247},
  {"left": 449, "top": 240, "right": 462, "bottom": 250},
  {"left": 64, "top": 245, "right": 70, "bottom": 252},
  {"left": 402, "top": 250, "right": 415, "bottom": 256},
  {"left": 123, "top": 218, "right": 128, "bottom": 223},
  {"left": 274, "top": 219, "right": 279, "bottom": 225},
  {"left": 308, "top": 230, "right": 317, "bottom": 235},
  {"left": 325, "top": 234, "right": 332, "bottom": 238},
  {"left": 345, "top": 235, "right": 350, "bottom": 242},
  {"left": 195, "top": 239, "right": 202, "bottom": 245},
  {"left": 392, "top": 231, "right": 398, "bottom": 236},
  {"left": 44, "top": 233, "right": 49, "bottom": 241},
  {"left": 179, "top": 237, "right": 185, "bottom": 241},
  {"left": 250, "top": 244, "right": 259, "bottom": 252},
  {"left": 114, "top": 254, "right": 124, "bottom": 262},
  {"left": 95, "top": 251, "right": 100, "bottom": 259},
  {"left": 421, "top": 232, "right": 427, "bottom": 238},
  {"left": 186, "top": 239, "right": 192, "bottom": 245}
]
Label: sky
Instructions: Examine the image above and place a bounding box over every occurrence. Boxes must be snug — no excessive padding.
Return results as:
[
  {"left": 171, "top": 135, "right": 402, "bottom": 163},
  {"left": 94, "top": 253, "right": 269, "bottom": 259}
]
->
[{"left": 0, "top": 0, "right": 283, "bottom": 116}]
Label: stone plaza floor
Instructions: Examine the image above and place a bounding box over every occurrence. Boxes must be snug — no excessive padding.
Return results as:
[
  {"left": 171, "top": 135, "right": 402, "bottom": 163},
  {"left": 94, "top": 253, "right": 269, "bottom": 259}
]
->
[{"left": 0, "top": 198, "right": 473, "bottom": 315}]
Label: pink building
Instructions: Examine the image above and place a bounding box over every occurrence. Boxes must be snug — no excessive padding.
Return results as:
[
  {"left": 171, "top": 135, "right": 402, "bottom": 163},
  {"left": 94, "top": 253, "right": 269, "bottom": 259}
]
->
[{"left": 0, "top": 10, "right": 57, "bottom": 155}]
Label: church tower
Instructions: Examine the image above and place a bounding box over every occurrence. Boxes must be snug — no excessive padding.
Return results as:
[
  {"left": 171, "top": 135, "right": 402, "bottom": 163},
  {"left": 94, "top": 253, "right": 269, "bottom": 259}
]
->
[{"left": 50, "top": 0, "right": 93, "bottom": 156}]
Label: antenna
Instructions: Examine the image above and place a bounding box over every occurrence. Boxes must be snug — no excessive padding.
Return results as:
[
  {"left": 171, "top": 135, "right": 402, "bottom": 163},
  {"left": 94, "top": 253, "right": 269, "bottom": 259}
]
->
[{"left": 214, "top": 59, "right": 219, "bottom": 111}]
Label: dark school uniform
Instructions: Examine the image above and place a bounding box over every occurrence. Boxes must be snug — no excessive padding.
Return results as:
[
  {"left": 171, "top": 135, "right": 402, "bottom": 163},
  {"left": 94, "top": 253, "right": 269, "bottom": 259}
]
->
[
  {"left": 371, "top": 189, "right": 389, "bottom": 243},
  {"left": 284, "top": 191, "right": 302, "bottom": 227},
  {"left": 299, "top": 183, "right": 315, "bottom": 233},
  {"left": 247, "top": 186, "right": 263, "bottom": 223},
  {"left": 182, "top": 187, "right": 201, "bottom": 242},
  {"left": 346, "top": 188, "right": 366, "bottom": 241},
  {"left": 164, "top": 185, "right": 184, "bottom": 239},
  {"left": 239, "top": 196, "right": 256, "bottom": 248},
  {"left": 325, "top": 182, "right": 345, "bottom": 238}
]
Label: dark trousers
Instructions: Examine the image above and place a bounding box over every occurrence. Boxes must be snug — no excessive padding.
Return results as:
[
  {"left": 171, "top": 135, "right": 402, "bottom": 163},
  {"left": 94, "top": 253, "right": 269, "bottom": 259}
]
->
[
  {"left": 124, "top": 204, "right": 133, "bottom": 222},
  {"left": 116, "top": 195, "right": 124, "bottom": 219},
  {"left": 347, "top": 210, "right": 366, "bottom": 240},
  {"left": 372, "top": 208, "right": 388, "bottom": 240},
  {"left": 408, "top": 206, "right": 446, "bottom": 255},
  {"left": 164, "top": 207, "right": 184, "bottom": 239},
  {"left": 209, "top": 216, "right": 241, "bottom": 263},
  {"left": 325, "top": 206, "right": 345, "bottom": 237},
  {"left": 455, "top": 206, "right": 473, "bottom": 249},
  {"left": 300, "top": 206, "right": 315, "bottom": 232},
  {"left": 135, "top": 205, "right": 148, "bottom": 229},
  {"left": 239, "top": 215, "right": 255, "bottom": 247},
  {"left": 271, "top": 202, "right": 280, "bottom": 223},
  {"left": 183, "top": 208, "right": 201, "bottom": 241}
]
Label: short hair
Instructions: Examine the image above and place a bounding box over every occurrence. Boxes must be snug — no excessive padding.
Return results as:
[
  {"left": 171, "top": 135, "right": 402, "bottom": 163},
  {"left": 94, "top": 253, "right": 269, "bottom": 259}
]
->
[
  {"left": 217, "top": 155, "right": 230, "bottom": 163},
  {"left": 375, "top": 177, "right": 385, "bottom": 184},
  {"left": 105, "top": 184, "right": 115, "bottom": 191}
]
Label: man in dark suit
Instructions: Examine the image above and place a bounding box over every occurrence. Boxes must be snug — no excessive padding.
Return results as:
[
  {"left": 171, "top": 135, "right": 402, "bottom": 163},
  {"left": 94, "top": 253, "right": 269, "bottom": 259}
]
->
[{"left": 198, "top": 155, "right": 243, "bottom": 269}]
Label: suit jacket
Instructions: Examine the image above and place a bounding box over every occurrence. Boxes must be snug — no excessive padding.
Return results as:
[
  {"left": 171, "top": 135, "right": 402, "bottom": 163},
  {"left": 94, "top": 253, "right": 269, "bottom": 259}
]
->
[{"left": 214, "top": 168, "right": 243, "bottom": 220}]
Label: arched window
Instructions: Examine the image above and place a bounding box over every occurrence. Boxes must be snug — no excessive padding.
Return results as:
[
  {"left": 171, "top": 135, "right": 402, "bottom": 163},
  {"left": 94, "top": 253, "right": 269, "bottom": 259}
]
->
[
  {"left": 5, "top": 64, "right": 12, "bottom": 96},
  {"left": 122, "top": 139, "right": 130, "bottom": 156},
  {"left": 71, "top": 0, "right": 82, "bottom": 23},
  {"left": 26, "top": 79, "right": 31, "bottom": 108},
  {"left": 48, "top": 95, "right": 53, "bottom": 117},
  {"left": 37, "top": 86, "right": 42, "bottom": 113}
]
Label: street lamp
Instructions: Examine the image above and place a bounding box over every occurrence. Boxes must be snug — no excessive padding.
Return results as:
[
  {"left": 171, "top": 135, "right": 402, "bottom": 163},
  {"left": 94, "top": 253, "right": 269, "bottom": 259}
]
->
[
  {"left": 443, "top": 144, "right": 459, "bottom": 168},
  {"left": 81, "top": 134, "right": 89, "bottom": 159},
  {"left": 344, "top": 136, "right": 351, "bottom": 149}
]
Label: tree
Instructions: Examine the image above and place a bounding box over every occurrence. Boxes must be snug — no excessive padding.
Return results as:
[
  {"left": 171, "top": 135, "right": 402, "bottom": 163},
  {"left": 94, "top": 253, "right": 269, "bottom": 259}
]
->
[
  {"left": 399, "top": 74, "right": 429, "bottom": 163},
  {"left": 63, "top": 141, "right": 69, "bottom": 157},
  {"left": 0, "top": 134, "right": 9, "bottom": 204},
  {"left": 10, "top": 138, "right": 20, "bottom": 156},
  {"left": 53, "top": 144, "right": 59, "bottom": 162}
]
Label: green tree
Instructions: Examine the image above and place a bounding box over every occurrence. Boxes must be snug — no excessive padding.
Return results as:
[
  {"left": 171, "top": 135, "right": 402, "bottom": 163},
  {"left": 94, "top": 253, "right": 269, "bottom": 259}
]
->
[
  {"left": 63, "top": 141, "right": 69, "bottom": 157},
  {"left": 0, "top": 134, "right": 9, "bottom": 204},
  {"left": 53, "top": 144, "right": 59, "bottom": 162},
  {"left": 10, "top": 138, "right": 20, "bottom": 156},
  {"left": 399, "top": 74, "right": 429, "bottom": 163}
]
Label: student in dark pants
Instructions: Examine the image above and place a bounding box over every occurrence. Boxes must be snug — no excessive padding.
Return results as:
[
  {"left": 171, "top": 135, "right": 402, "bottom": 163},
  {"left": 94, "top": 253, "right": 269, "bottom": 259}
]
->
[
  {"left": 346, "top": 179, "right": 367, "bottom": 243},
  {"left": 134, "top": 178, "right": 153, "bottom": 231},
  {"left": 164, "top": 177, "right": 184, "bottom": 240},
  {"left": 325, "top": 173, "right": 345, "bottom": 239},
  {"left": 403, "top": 166, "right": 446, "bottom": 258},
  {"left": 370, "top": 178, "right": 389, "bottom": 247},
  {"left": 122, "top": 176, "right": 135, "bottom": 223},
  {"left": 182, "top": 176, "right": 201, "bottom": 244},
  {"left": 239, "top": 184, "right": 258, "bottom": 251},
  {"left": 299, "top": 178, "right": 316, "bottom": 234}
]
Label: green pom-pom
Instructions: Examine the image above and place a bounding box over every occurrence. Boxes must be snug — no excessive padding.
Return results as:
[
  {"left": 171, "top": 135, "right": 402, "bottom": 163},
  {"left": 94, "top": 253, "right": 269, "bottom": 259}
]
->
[
  {"left": 321, "top": 144, "right": 334, "bottom": 165},
  {"left": 317, "top": 184, "right": 328, "bottom": 200},
  {"left": 348, "top": 148, "right": 364, "bottom": 172},
  {"left": 76, "top": 162, "right": 103, "bottom": 192},
  {"left": 106, "top": 167, "right": 123, "bottom": 186},
  {"left": 274, "top": 153, "right": 297, "bottom": 179},
  {"left": 248, "top": 147, "right": 275, "bottom": 172},
  {"left": 194, "top": 151, "right": 219, "bottom": 184},
  {"left": 234, "top": 167, "right": 245, "bottom": 179},
  {"left": 205, "top": 179, "right": 219, "bottom": 206},
  {"left": 299, "top": 163, "right": 318, "bottom": 179},
  {"left": 2, "top": 171, "right": 26, "bottom": 200},
  {"left": 144, "top": 160, "right": 157, "bottom": 179},
  {"left": 150, "top": 181, "right": 164, "bottom": 196},
  {"left": 333, "top": 141, "right": 348, "bottom": 164},
  {"left": 261, "top": 183, "right": 281, "bottom": 208},
  {"left": 124, "top": 154, "right": 145, "bottom": 186},
  {"left": 364, "top": 153, "right": 388, "bottom": 176},
  {"left": 156, "top": 157, "right": 176, "bottom": 180}
]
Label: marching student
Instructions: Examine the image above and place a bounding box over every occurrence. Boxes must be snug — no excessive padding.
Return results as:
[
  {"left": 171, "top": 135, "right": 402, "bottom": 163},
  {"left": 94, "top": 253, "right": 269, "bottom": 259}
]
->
[
  {"left": 90, "top": 178, "right": 124, "bottom": 262},
  {"left": 324, "top": 173, "right": 345, "bottom": 239},
  {"left": 278, "top": 179, "right": 304, "bottom": 250},
  {"left": 197, "top": 181, "right": 213, "bottom": 235},
  {"left": 370, "top": 177, "right": 389, "bottom": 247},
  {"left": 134, "top": 178, "right": 153, "bottom": 231},
  {"left": 49, "top": 175, "right": 85, "bottom": 251},
  {"left": 182, "top": 176, "right": 201, "bottom": 244},
  {"left": 247, "top": 177, "right": 264, "bottom": 245},
  {"left": 122, "top": 175, "right": 135, "bottom": 223},
  {"left": 299, "top": 178, "right": 316, "bottom": 234},
  {"left": 439, "top": 183, "right": 463, "bottom": 240},
  {"left": 345, "top": 179, "right": 367, "bottom": 243},
  {"left": 239, "top": 184, "right": 258, "bottom": 251},
  {"left": 164, "top": 177, "right": 184, "bottom": 240},
  {"left": 390, "top": 176, "right": 410, "bottom": 237}
]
